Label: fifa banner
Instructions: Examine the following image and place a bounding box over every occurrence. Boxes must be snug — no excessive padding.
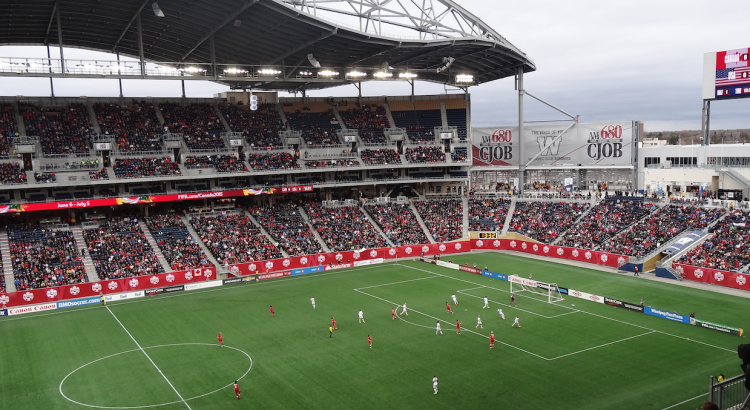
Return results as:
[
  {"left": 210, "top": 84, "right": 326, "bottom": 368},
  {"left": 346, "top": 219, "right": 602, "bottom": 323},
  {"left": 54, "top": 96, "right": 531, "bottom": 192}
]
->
[
  {"left": 672, "top": 263, "right": 750, "bottom": 292},
  {"left": 691, "top": 318, "right": 744, "bottom": 337},
  {"left": 472, "top": 122, "right": 635, "bottom": 167}
]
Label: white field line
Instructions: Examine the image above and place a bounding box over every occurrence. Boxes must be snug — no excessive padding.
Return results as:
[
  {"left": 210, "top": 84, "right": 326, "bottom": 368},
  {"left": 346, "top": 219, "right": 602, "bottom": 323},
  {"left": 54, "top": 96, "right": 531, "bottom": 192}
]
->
[
  {"left": 546, "top": 331, "right": 656, "bottom": 361},
  {"left": 106, "top": 307, "right": 192, "bottom": 410},
  {"left": 455, "top": 290, "right": 576, "bottom": 319},
  {"left": 400, "top": 263, "right": 737, "bottom": 354},
  {"left": 660, "top": 393, "right": 707, "bottom": 410},
  {"left": 355, "top": 276, "right": 439, "bottom": 290}
]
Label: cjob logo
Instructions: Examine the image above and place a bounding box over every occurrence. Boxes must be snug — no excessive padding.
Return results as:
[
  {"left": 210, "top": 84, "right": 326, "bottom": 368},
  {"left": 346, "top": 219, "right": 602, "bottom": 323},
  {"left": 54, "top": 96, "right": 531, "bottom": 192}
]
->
[
  {"left": 493, "top": 240, "right": 501, "bottom": 248},
  {"left": 600, "top": 254, "right": 608, "bottom": 263},
  {"left": 185, "top": 272, "right": 193, "bottom": 280},
  {"left": 92, "top": 283, "right": 102, "bottom": 293},
  {"left": 166, "top": 274, "right": 175, "bottom": 282},
  {"left": 69, "top": 286, "right": 80, "bottom": 296},
  {"left": 150, "top": 276, "right": 160, "bottom": 285},
  {"left": 108, "top": 282, "right": 118, "bottom": 290},
  {"left": 543, "top": 246, "right": 550, "bottom": 254},
  {"left": 476, "top": 240, "right": 484, "bottom": 248},
  {"left": 300, "top": 257, "right": 308, "bottom": 265},
  {"left": 336, "top": 253, "right": 343, "bottom": 261},
  {"left": 46, "top": 289, "right": 58, "bottom": 299},
  {"left": 318, "top": 255, "right": 326, "bottom": 263},
  {"left": 455, "top": 243, "right": 462, "bottom": 250},
  {"left": 129, "top": 278, "right": 139, "bottom": 288},
  {"left": 265, "top": 261, "right": 273, "bottom": 270},
  {"left": 714, "top": 272, "right": 724, "bottom": 282},
  {"left": 510, "top": 241, "right": 517, "bottom": 248},
  {"left": 557, "top": 248, "right": 564, "bottom": 256},
  {"left": 283, "top": 259, "right": 290, "bottom": 267},
  {"left": 572, "top": 249, "right": 579, "bottom": 257},
  {"left": 532, "top": 244, "right": 538, "bottom": 252},
  {"left": 389, "top": 248, "right": 396, "bottom": 256},
  {"left": 405, "top": 247, "right": 413, "bottom": 254},
  {"left": 439, "top": 244, "right": 447, "bottom": 252},
  {"left": 353, "top": 251, "right": 361, "bottom": 260},
  {"left": 23, "top": 292, "right": 34, "bottom": 301},
  {"left": 249, "top": 264, "right": 257, "bottom": 272},
  {"left": 694, "top": 268, "right": 703, "bottom": 278},
  {"left": 737, "top": 275, "right": 747, "bottom": 286},
  {"left": 370, "top": 250, "right": 378, "bottom": 258},
  {"left": 585, "top": 251, "right": 592, "bottom": 260}
]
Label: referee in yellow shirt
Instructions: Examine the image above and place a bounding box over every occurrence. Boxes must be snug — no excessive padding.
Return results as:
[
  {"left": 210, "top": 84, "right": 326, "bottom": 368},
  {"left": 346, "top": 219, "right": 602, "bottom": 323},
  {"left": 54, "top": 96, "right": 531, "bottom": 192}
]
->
[{"left": 329, "top": 325, "right": 333, "bottom": 338}]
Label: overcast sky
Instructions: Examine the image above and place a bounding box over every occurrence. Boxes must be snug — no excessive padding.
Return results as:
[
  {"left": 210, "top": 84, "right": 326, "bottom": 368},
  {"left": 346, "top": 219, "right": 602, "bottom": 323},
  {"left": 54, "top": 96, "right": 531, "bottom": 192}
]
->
[{"left": 1, "top": 0, "right": 749, "bottom": 132}]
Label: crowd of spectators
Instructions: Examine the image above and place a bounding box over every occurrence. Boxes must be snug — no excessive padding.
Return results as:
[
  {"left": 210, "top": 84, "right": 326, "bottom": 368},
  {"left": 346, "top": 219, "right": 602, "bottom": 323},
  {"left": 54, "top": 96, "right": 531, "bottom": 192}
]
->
[
  {"left": 304, "top": 202, "right": 388, "bottom": 251},
  {"left": 249, "top": 203, "right": 324, "bottom": 256},
  {"left": 305, "top": 159, "right": 360, "bottom": 168},
  {"left": 94, "top": 101, "right": 162, "bottom": 153},
  {"left": 679, "top": 209, "right": 750, "bottom": 272},
  {"left": 451, "top": 147, "right": 468, "bottom": 162},
  {"left": 113, "top": 157, "right": 181, "bottom": 178},
  {"left": 190, "top": 213, "right": 283, "bottom": 265},
  {"left": 413, "top": 199, "right": 464, "bottom": 242},
  {"left": 33, "top": 172, "right": 56, "bottom": 183},
  {"left": 301, "top": 126, "right": 342, "bottom": 147},
  {"left": 159, "top": 103, "right": 226, "bottom": 150},
  {"left": 557, "top": 200, "right": 651, "bottom": 249},
  {"left": 0, "top": 162, "right": 27, "bottom": 184},
  {"left": 340, "top": 104, "right": 388, "bottom": 144},
  {"left": 89, "top": 168, "right": 109, "bottom": 180},
  {"left": 184, "top": 154, "right": 248, "bottom": 173},
  {"left": 247, "top": 152, "right": 299, "bottom": 170},
  {"left": 405, "top": 127, "right": 435, "bottom": 143},
  {"left": 20, "top": 103, "right": 93, "bottom": 155},
  {"left": 365, "top": 203, "right": 428, "bottom": 245},
  {"left": 9, "top": 227, "right": 86, "bottom": 290},
  {"left": 220, "top": 103, "right": 283, "bottom": 148},
  {"left": 469, "top": 197, "right": 510, "bottom": 231},
  {"left": 405, "top": 146, "right": 445, "bottom": 163},
  {"left": 144, "top": 213, "right": 212, "bottom": 271},
  {"left": 509, "top": 201, "right": 591, "bottom": 243},
  {"left": 0, "top": 103, "right": 18, "bottom": 156},
  {"left": 598, "top": 205, "right": 725, "bottom": 256},
  {"left": 83, "top": 217, "right": 165, "bottom": 279},
  {"left": 360, "top": 149, "right": 401, "bottom": 165}
]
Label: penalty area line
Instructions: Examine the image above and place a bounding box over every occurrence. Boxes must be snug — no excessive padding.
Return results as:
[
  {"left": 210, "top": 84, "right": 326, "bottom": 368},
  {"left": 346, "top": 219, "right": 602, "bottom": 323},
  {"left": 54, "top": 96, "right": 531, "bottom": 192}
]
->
[{"left": 660, "top": 393, "right": 707, "bottom": 410}]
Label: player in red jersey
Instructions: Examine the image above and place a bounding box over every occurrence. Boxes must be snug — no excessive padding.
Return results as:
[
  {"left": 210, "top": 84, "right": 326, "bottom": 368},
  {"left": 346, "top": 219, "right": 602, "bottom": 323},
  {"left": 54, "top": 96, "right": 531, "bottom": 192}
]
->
[
  {"left": 368, "top": 334, "right": 372, "bottom": 349},
  {"left": 489, "top": 331, "right": 495, "bottom": 349},
  {"left": 233, "top": 380, "right": 241, "bottom": 399},
  {"left": 456, "top": 320, "right": 461, "bottom": 334},
  {"left": 218, "top": 332, "right": 224, "bottom": 347},
  {"left": 392, "top": 307, "right": 396, "bottom": 320},
  {"left": 446, "top": 302, "right": 453, "bottom": 314},
  {"left": 331, "top": 317, "right": 337, "bottom": 330},
  {"left": 510, "top": 294, "right": 517, "bottom": 307},
  {"left": 269, "top": 305, "right": 275, "bottom": 317}
]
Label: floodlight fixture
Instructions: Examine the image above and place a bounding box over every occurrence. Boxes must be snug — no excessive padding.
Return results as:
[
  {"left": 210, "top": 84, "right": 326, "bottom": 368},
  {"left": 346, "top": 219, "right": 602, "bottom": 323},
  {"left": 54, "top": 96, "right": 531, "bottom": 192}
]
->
[
  {"left": 346, "top": 71, "right": 367, "bottom": 78},
  {"left": 373, "top": 71, "right": 393, "bottom": 78},
  {"left": 455, "top": 74, "right": 474, "bottom": 83},
  {"left": 258, "top": 69, "right": 281, "bottom": 75},
  {"left": 152, "top": 2, "right": 165, "bottom": 17},
  {"left": 224, "top": 68, "right": 248, "bottom": 74},
  {"left": 318, "top": 70, "right": 339, "bottom": 77},
  {"left": 399, "top": 72, "right": 417, "bottom": 79},
  {"left": 299, "top": 71, "right": 313, "bottom": 76}
]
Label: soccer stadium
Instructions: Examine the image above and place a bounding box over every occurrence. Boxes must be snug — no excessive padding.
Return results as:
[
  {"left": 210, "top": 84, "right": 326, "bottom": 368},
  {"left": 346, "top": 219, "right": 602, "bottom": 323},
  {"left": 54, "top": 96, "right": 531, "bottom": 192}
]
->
[{"left": 0, "top": 1, "right": 749, "bottom": 409}]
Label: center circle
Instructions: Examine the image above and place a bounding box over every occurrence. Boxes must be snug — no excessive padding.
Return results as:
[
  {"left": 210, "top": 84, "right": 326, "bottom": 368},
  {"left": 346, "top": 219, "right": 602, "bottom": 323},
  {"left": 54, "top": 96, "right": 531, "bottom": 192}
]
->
[{"left": 59, "top": 343, "right": 252, "bottom": 409}]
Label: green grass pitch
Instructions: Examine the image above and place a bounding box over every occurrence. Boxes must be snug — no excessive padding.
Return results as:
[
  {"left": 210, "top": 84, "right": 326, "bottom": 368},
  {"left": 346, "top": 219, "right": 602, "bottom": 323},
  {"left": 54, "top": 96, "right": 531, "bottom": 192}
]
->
[{"left": 1, "top": 252, "right": 747, "bottom": 410}]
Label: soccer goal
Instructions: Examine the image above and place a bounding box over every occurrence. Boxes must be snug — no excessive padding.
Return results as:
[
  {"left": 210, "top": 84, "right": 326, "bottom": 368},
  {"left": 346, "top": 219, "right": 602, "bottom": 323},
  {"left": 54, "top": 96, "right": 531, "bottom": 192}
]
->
[{"left": 509, "top": 275, "right": 565, "bottom": 303}]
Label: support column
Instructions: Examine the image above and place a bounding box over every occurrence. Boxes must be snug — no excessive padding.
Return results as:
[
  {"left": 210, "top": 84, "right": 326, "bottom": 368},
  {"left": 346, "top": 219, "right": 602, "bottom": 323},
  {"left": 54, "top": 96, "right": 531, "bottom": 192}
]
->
[
  {"left": 136, "top": 13, "right": 145, "bottom": 76},
  {"left": 702, "top": 100, "right": 711, "bottom": 147},
  {"left": 210, "top": 35, "right": 217, "bottom": 80},
  {"left": 56, "top": 5, "right": 65, "bottom": 75},
  {"left": 181, "top": 80, "right": 186, "bottom": 98},
  {"left": 517, "top": 67, "right": 525, "bottom": 193},
  {"left": 117, "top": 51, "right": 124, "bottom": 98},
  {"left": 47, "top": 45, "right": 55, "bottom": 97}
]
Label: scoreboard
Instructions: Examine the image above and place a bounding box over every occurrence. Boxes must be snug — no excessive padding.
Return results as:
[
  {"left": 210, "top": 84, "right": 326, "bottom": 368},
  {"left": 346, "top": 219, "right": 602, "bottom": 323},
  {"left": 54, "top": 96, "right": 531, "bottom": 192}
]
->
[
  {"left": 703, "top": 47, "right": 750, "bottom": 100},
  {"left": 478, "top": 232, "right": 498, "bottom": 239}
]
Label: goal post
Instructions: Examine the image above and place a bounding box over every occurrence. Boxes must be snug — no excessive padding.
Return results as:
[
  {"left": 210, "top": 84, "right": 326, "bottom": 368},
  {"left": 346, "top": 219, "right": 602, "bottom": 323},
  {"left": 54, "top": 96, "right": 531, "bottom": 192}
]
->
[{"left": 509, "top": 275, "right": 565, "bottom": 303}]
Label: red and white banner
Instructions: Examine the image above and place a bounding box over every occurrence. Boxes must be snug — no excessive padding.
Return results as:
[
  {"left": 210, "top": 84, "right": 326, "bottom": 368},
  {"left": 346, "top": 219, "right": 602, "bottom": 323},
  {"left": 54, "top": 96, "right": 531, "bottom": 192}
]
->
[
  {"left": 470, "top": 238, "right": 628, "bottom": 269},
  {"left": 459, "top": 265, "right": 482, "bottom": 275},
  {"left": 509, "top": 275, "right": 538, "bottom": 287},
  {"left": 672, "top": 263, "right": 750, "bottom": 292},
  {"left": 2, "top": 266, "right": 215, "bottom": 308},
  {"left": 568, "top": 289, "right": 605, "bottom": 304},
  {"left": 257, "top": 271, "right": 292, "bottom": 281}
]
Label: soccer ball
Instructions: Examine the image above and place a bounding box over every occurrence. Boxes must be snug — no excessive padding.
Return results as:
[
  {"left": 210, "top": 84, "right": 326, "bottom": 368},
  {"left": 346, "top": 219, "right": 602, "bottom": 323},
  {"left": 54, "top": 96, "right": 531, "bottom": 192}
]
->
[{"left": 465, "top": 309, "right": 467, "bottom": 311}]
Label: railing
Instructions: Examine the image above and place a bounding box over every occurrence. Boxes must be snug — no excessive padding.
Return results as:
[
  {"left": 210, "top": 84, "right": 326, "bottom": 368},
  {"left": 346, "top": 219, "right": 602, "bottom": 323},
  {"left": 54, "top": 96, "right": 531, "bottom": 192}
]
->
[
  {"left": 82, "top": 221, "right": 100, "bottom": 229},
  {"left": 363, "top": 141, "right": 396, "bottom": 147},
  {"left": 112, "top": 148, "right": 168, "bottom": 157},
  {"left": 248, "top": 145, "right": 289, "bottom": 151},
  {"left": 162, "top": 133, "right": 184, "bottom": 141},
  {"left": 186, "top": 208, "right": 243, "bottom": 218},
  {"left": 39, "top": 163, "right": 99, "bottom": 171},
  {"left": 42, "top": 151, "right": 93, "bottom": 159},
  {"left": 710, "top": 374, "right": 749, "bottom": 410}
]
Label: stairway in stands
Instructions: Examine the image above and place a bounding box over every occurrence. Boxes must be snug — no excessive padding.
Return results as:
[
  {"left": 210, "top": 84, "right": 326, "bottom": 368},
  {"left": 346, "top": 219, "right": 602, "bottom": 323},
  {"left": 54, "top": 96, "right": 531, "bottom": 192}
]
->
[
  {"left": 0, "top": 229, "right": 16, "bottom": 291},
  {"left": 179, "top": 214, "right": 226, "bottom": 275},
  {"left": 70, "top": 226, "right": 100, "bottom": 282},
  {"left": 244, "top": 210, "right": 290, "bottom": 258},
  {"left": 409, "top": 200, "right": 436, "bottom": 244},
  {"left": 501, "top": 198, "right": 517, "bottom": 235},
  {"left": 298, "top": 207, "right": 331, "bottom": 253},
  {"left": 137, "top": 220, "right": 173, "bottom": 273},
  {"left": 359, "top": 205, "right": 395, "bottom": 247}
]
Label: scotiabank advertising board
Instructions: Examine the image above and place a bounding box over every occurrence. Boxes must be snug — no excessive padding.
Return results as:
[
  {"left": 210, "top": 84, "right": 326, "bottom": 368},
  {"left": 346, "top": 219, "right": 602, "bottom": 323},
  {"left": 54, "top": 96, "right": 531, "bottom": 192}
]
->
[
  {"left": 228, "top": 242, "right": 470, "bottom": 276},
  {"left": 672, "top": 263, "right": 750, "bottom": 292},
  {"left": 1, "top": 266, "right": 214, "bottom": 308},
  {"left": 470, "top": 238, "right": 628, "bottom": 269}
]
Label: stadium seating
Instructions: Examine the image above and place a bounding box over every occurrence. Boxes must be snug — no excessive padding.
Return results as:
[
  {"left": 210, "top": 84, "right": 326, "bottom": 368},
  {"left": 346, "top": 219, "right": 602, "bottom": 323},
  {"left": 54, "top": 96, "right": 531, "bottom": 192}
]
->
[
  {"left": 303, "top": 202, "right": 388, "bottom": 251},
  {"left": 159, "top": 102, "right": 226, "bottom": 150},
  {"left": 20, "top": 102, "right": 93, "bottom": 155},
  {"left": 405, "top": 146, "right": 445, "bottom": 163},
  {"left": 249, "top": 203, "right": 324, "bottom": 257},
  {"left": 305, "top": 159, "right": 360, "bottom": 168},
  {"left": 94, "top": 101, "right": 162, "bottom": 152},
  {"left": 89, "top": 168, "right": 109, "bottom": 180},
  {"left": 389, "top": 100, "right": 441, "bottom": 143},
  {"left": 365, "top": 202, "right": 428, "bottom": 245},
  {"left": 451, "top": 147, "right": 468, "bottom": 162},
  {"left": 113, "top": 157, "right": 181, "bottom": 178},
  {"left": 339, "top": 104, "right": 388, "bottom": 144},
  {"left": 598, "top": 205, "right": 725, "bottom": 256},
  {"left": 557, "top": 200, "right": 652, "bottom": 249},
  {"left": 413, "top": 199, "right": 464, "bottom": 242},
  {"left": 247, "top": 152, "right": 299, "bottom": 170},
  {"left": 285, "top": 107, "right": 342, "bottom": 147},
  {"left": 469, "top": 197, "right": 510, "bottom": 231},
  {"left": 0, "top": 162, "right": 27, "bottom": 184},
  {"left": 0, "top": 102, "right": 17, "bottom": 156},
  {"left": 9, "top": 227, "right": 86, "bottom": 290},
  {"left": 219, "top": 103, "right": 283, "bottom": 148},
  {"left": 679, "top": 209, "right": 750, "bottom": 272},
  {"left": 184, "top": 154, "right": 247, "bottom": 173},
  {"left": 83, "top": 217, "right": 165, "bottom": 279},
  {"left": 360, "top": 149, "right": 400, "bottom": 165},
  {"left": 445, "top": 98, "right": 468, "bottom": 140},
  {"left": 144, "top": 213, "right": 212, "bottom": 270},
  {"left": 33, "top": 172, "right": 56, "bottom": 183},
  {"left": 509, "top": 201, "right": 591, "bottom": 243},
  {"left": 189, "top": 213, "right": 283, "bottom": 265}
]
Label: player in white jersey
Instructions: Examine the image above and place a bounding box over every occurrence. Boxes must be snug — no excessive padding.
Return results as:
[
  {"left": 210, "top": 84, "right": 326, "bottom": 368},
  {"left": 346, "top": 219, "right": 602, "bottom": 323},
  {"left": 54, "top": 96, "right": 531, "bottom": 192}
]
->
[
  {"left": 310, "top": 297, "right": 315, "bottom": 309},
  {"left": 476, "top": 315, "right": 483, "bottom": 329},
  {"left": 436, "top": 321, "right": 443, "bottom": 335},
  {"left": 433, "top": 375, "right": 439, "bottom": 394},
  {"left": 358, "top": 309, "right": 365, "bottom": 323},
  {"left": 483, "top": 296, "right": 489, "bottom": 309},
  {"left": 497, "top": 308, "right": 505, "bottom": 320},
  {"left": 451, "top": 293, "right": 458, "bottom": 305},
  {"left": 401, "top": 303, "right": 408, "bottom": 316},
  {"left": 512, "top": 316, "right": 521, "bottom": 328}
]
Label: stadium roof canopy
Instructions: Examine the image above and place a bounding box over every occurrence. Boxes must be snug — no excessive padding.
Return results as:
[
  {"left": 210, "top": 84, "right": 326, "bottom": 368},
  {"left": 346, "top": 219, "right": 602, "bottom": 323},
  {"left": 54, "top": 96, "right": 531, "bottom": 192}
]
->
[{"left": 0, "top": 0, "right": 535, "bottom": 91}]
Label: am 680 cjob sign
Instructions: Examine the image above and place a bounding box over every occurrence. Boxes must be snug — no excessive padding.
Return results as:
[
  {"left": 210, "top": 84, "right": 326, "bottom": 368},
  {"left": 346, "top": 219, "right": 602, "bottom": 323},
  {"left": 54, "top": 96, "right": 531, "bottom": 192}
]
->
[{"left": 472, "top": 121, "right": 636, "bottom": 167}]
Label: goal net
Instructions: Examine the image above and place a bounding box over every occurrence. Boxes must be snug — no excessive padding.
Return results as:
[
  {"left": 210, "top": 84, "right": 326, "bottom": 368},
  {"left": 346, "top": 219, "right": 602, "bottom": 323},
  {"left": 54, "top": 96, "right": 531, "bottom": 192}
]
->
[{"left": 509, "top": 275, "right": 565, "bottom": 303}]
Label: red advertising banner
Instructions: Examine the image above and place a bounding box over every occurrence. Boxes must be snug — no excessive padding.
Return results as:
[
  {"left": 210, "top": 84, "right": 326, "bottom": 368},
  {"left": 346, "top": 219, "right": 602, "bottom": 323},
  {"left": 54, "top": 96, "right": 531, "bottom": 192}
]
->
[
  {"left": 0, "top": 186, "right": 314, "bottom": 213},
  {"left": 1, "top": 266, "right": 215, "bottom": 308},
  {"left": 672, "top": 263, "right": 750, "bottom": 292},
  {"left": 470, "top": 238, "right": 628, "bottom": 269}
]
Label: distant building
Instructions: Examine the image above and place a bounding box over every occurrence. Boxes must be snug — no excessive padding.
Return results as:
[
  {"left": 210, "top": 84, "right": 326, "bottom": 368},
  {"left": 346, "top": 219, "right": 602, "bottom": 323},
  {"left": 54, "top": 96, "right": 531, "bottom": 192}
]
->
[{"left": 642, "top": 138, "right": 667, "bottom": 147}]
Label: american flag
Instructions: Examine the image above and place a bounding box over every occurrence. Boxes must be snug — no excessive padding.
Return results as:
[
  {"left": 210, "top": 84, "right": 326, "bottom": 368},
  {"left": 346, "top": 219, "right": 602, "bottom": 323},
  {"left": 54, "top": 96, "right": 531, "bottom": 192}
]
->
[{"left": 716, "top": 67, "right": 750, "bottom": 86}]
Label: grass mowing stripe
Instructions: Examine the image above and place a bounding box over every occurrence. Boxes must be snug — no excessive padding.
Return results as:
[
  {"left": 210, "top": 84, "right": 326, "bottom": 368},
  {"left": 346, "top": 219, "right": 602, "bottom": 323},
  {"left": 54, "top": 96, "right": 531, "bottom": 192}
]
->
[{"left": 106, "top": 307, "right": 193, "bottom": 410}]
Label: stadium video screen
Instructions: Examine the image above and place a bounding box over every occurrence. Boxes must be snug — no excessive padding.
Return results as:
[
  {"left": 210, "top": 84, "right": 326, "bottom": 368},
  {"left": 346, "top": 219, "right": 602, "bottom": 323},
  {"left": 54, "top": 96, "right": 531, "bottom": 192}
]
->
[{"left": 713, "top": 48, "right": 750, "bottom": 99}]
